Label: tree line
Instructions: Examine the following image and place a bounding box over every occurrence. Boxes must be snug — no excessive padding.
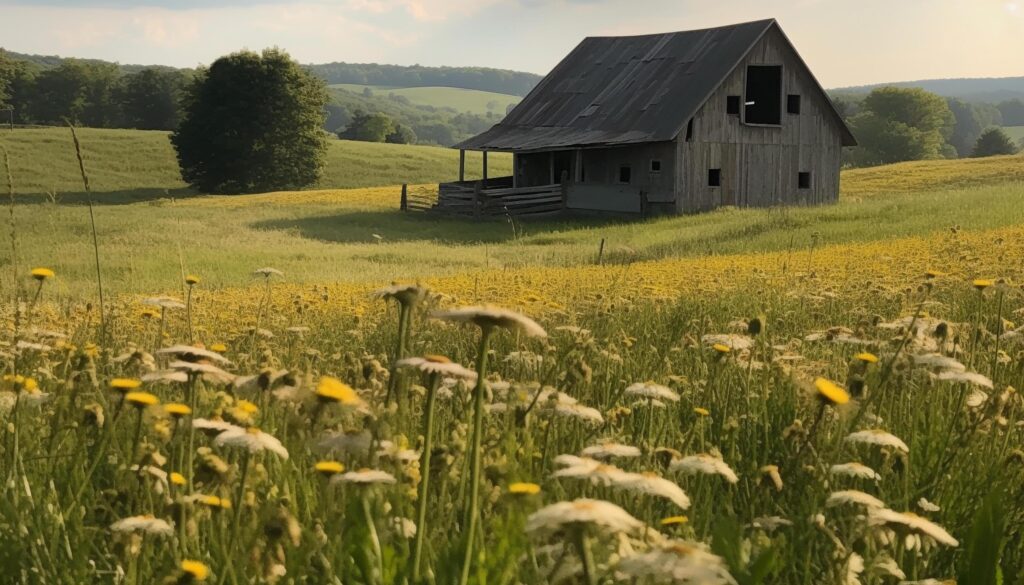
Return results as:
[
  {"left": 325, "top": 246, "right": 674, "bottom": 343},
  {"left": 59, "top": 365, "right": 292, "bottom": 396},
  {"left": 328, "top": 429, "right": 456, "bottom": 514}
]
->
[
  {"left": 308, "top": 62, "right": 540, "bottom": 96},
  {"left": 832, "top": 88, "right": 1023, "bottom": 166}
]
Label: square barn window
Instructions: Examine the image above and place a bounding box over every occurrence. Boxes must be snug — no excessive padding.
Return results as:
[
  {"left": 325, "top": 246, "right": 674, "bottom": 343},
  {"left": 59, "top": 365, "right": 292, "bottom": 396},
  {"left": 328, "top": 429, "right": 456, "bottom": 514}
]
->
[
  {"left": 726, "top": 96, "right": 740, "bottom": 115},
  {"left": 708, "top": 168, "right": 721, "bottom": 187},
  {"left": 798, "top": 171, "right": 811, "bottom": 189},
  {"left": 787, "top": 94, "right": 802, "bottom": 114},
  {"left": 650, "top": 159, "right": 662, "bottom": 173},
  {"left": 744, "top": 65, "right": 782, "bottom": 125},
  {"left": 618, "top": 165, "right": 632, "bottom": 184}
]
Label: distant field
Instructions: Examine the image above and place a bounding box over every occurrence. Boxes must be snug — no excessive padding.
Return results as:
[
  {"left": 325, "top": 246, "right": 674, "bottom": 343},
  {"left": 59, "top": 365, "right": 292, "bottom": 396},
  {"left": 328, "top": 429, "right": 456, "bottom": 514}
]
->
[
  {"left": 1003, "top": 125, "right": 1024, "bottom": 142},
  {"left": 0, "top": 127, "right": 510, "bottom": 199},
  {"left": 330, "top": 83, "right": 520, "bottom": 115}
]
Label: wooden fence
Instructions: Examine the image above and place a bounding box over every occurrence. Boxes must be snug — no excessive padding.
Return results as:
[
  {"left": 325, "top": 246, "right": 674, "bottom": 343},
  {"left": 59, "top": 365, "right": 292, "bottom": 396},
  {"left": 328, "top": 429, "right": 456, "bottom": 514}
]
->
[{"left": 401, "top": 176, "right": 567, "bottom": 219}]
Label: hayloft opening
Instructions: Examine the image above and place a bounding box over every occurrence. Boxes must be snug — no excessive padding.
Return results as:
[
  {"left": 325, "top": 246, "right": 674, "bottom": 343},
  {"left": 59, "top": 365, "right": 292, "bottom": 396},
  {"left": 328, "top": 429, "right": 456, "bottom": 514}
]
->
[
  {"left": 618, "top": 165, "right": 632, "bottom": 184},
  {"left": 726, "top": 96, "right": 740, "bottom": 115},
  {"left": 744, "top": 65, "right": 782, "bottom": 125},
  {"left": 787, "top": 94, "right": 801, "bottom": 115},
  {"left": 708, "top": 168, "right": 721, "bottom": 187},
  {"left": 798, "top": 172, "right": 811, "bottom": 189},
  {"left": 650, "top": 159, "right": 662, "bottom": 173},
  {"left": 685, "top": 118, "right": 694, "bottom": 141}
]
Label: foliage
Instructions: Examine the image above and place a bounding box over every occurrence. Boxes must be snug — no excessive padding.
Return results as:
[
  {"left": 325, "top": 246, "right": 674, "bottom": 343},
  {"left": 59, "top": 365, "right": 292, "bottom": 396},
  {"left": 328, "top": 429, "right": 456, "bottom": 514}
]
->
[
  {"left": 947, "top": 98, "right": 1003, "bottom": 157},
  {"left": 339, "top": 110, "right": 396, "bottom": 142},
  {"left": 116, "top": 68, "right": 190, "bottom": 130},
  {"left": 309, "top": 61, "right": 541, "bottom": 96},
  {"left": 998, "top": 98, "right": 1024, "bottom": 126},
  {"left": 847, "top": 87, "right": 955, "bottom": 166},
  {"left": 972, "top": 127, "right": 1019, "bottom": 157},
  {"left": 171, "top": 49, "right": 329, "bottom": 194},
  {"left": 386, "top": 124, "right": 416, "bottom": 145},
  {"left": 958, "top": 489, "right": 1006, "bottom": 585}
]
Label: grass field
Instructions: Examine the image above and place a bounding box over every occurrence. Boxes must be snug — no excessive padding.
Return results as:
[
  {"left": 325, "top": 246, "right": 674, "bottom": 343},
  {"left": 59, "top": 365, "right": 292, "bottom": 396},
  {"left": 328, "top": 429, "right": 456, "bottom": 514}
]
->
[
  {"left": 2, "top": 138, "right": 1024, "bottom": 583},
  {"left": 1003, "top": 125, "right": 1024, "bottom": 143},
  {"left": 0, "top": 127, "right": 510, "bottom": 199},
  {"left": 330, "top": 83, "right": 521, "bottom": 115}
]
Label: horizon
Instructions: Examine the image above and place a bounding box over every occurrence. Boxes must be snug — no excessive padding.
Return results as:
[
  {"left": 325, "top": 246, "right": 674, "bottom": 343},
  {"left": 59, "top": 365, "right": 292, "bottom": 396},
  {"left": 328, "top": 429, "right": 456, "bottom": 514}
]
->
[{"left": 0, "top": 1, "right": 1021, "bottom": 88}]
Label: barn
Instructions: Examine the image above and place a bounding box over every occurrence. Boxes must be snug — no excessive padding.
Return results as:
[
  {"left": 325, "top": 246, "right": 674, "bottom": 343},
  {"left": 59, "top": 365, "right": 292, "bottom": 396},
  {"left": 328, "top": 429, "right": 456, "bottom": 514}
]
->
[{"left": 434, "top": 19, "right": 856, "bottom": 217}]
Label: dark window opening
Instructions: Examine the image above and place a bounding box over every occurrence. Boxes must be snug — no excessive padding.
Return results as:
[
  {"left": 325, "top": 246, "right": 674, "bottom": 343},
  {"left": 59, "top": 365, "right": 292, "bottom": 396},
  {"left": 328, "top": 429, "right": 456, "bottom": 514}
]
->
[
  {"left": 685, "top": 118, "right": 694, "bottom": 141},
  {"left": 798, "top": 172, "right": 811, "bottom": 189},
  {"left": 650, "top": 159, "right": 662, "bottom": 173},
  {"left": 787, "top": 94, "right": 801, "bottom": 115},
  {"left": 726, "top": 96, "right": 740, "bottom": 115},
  {"left": 618, "top": 165, "right": 632, "bottom": 184},
  {"left": 744, "top": 65, "right": 782, "bottom": 125},
  {"left": 708, "top": 168, "right": 721, "bottom": 187}
]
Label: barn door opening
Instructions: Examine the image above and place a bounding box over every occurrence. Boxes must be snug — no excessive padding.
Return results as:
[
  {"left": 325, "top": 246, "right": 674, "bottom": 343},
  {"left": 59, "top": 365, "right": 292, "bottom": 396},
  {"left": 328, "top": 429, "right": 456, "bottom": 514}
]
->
[{"left": 744, "top": 65, "right": 782, "bottom": 125}]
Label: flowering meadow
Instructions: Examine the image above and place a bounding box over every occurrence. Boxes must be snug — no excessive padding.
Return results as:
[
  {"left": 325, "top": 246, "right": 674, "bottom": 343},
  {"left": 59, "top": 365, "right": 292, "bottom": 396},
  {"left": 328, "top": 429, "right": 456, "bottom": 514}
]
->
[{"left": 3, "top": 152, "right": 1024, "bottom": 584}]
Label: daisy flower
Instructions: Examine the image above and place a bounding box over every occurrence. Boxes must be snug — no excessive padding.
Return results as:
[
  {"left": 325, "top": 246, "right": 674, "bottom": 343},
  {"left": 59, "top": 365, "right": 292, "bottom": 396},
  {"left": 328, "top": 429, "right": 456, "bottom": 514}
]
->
[
  {"left": 525, "top": 499, "right": 642, "bottom": 537},
  {"left": 213, "top": 426, "right": 289, "bottom": 459},
  {"left": 670, "top": 453, "right": 739, "bottom": 484},
  {"left": 431, "top": 306, "right": 547, "bottom": 337},
  {"left": 845, "top": 429, "right": 910, "bottom": 453},
  {"left": 625, "top": 381, "right": 680, "bottom": 402}
]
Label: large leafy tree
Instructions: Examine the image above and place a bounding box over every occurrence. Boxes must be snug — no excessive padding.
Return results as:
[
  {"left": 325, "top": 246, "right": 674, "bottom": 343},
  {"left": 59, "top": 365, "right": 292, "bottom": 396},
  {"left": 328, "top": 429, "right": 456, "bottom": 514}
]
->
[
  {"left": 971, "top": 127, "right": 1018, "bottom": 158},
  {"left": 117, "top": 68, "right": 188, "bottom": 130},
  {"left": 172, "top": 48, "right": 328, "bottom": 194},
  {"left": 848, "top": 87, "right": 955, "bottom": 166}
]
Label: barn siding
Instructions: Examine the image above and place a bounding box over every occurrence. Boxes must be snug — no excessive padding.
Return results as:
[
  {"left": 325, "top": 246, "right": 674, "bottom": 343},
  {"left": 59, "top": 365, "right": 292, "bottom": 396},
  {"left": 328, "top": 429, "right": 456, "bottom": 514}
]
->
[
  {"left": 675, "top": 27, "right": 844, "bottom": 213},
  {"left": 565, "top": 142, "right": 676, "bottom": 212}
]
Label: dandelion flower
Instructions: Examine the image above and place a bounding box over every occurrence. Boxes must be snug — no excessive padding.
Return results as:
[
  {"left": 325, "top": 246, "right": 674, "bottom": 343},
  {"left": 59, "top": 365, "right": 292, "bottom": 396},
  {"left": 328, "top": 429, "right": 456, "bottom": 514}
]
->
[
  {"left": 615, "top": 541, "right": 737, "bottom": 584},
  {"left": 670, "top": 454, "right": 739, "bottom": 484},
  {"left": 432, "top": 306, "right": 547, "bottom": 338},
  {"left": 170, "top": 472, "right": 186, "bottom": 486},
  {"left": 525, "top": 499, "right": 642, "bottom": 537},
  {"left": 620, "top": 472, "right": 691, "bottom": 510},
  {"left": 694, "top": 407, "right": 710, "bottom": 417},
  {"left": 180, "top": 560, "right": 210, "bottom": 581},
  {"left": 830, "top": 462, "right": 881, "bottom": 481},
  {"left": 210, "top": 343, "right": 227, "bottom": 353},
  {"left": 660, "top": 515, "right": 688, "bottom": 526},
  {"left": 31, "top": 267, "right": 55, "bottom": 281},
  {"left": 254, "top": 267, "right": 284, "bottom": 277},
  {"left": 508, "top": 482, "right": 541, "bottom": 495},
  {"left": 164, "top": 403, "right": 192, "bottom": 417},
  {"left": 846, "top": 429, "right": 910, "bottom": 453},
  {"left": 331, "top": 468, "right": 397, "bottom": 485},
  {"left": 124, "top": 391, "right": 159, "bottom": 408},
  {"left": 372, "top": 284, "right": 426, "bottom": 307},
  {"left": 701, "top": 333, "right": 754, "bottom": 351},
  {"left": 712, "top": 343, "right": 732, "bottom": 354},
  {"left": 580, "top": 442, "right": 641, "bottom": 460},
  {"left": 972, "top": 279, "right": 994, "bottom": 290},
  {"left": 826, "top": 490, "right": 885, "bottom": 509},
  {"left": 397, "top": 355, "right": 478, "bottom": 380},
  {"left": 625, "top": 381, "right": 680, "bottom": 402},
  {"left": 855, "top": 352, "right": 879, "bottom": 364},
  {"left": 110, "top": 378, "right": 142, "bottom": 393},
  {"left": 143, "top": 296, "right": 186, "bottom": 310},
  {"left": 185, "top": 275, "right": 200, "bottom": 285},
  {"left": 314, "top": 461, "right": 345, "bottom": 476},
  {"left": 815, "top": 378, "right": 850, "bottom": 405},
  {"left": 189, "top": 494, "right": 232, "bottom": 509},
  {"left": 109, "top": 515, "right": 174, "bottom": 536},
  {"left": 214, "top": 426, "right": 289, "bottom": 459},
  {"left": 868, "top": 508, "right": 958, "bottom": 547},
  {"left": 315, "top": 376, "right": 365, "bottom": 406}
]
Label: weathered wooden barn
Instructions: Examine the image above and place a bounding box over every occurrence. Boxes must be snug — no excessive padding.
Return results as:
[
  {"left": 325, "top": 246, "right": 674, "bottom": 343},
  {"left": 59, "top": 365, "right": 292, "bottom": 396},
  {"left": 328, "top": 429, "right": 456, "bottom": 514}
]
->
[{"left": 432, "top": 19, "right": 856, "bottom": 217}]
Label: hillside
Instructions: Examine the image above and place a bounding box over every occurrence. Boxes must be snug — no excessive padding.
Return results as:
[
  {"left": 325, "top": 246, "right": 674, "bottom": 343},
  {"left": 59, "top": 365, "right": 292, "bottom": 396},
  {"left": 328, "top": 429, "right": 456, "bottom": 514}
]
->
[
  {"left": 0, "top": 127, "right": 510, "bottom": 199},
  {"left": 329, "top": 84, "right": 519, "bottom": 116},
  {"left": 831, "top": 75, "right": 1024, "bottom": 102}
]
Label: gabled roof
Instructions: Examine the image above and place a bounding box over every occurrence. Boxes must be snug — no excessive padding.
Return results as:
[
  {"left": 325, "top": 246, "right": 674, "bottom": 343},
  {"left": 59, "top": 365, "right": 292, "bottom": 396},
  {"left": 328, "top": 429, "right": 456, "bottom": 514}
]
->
[{"left": 455, "top": 19, "right": 856, "bottom": 151}]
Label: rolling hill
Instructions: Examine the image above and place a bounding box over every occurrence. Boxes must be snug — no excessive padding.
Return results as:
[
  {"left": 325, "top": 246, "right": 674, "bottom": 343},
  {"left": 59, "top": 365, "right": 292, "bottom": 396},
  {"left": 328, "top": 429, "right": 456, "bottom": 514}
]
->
[
  {"left": 831, "top": 76, "right": 1024, "bottom": 102},
  {"left": 329, "top": 84, "right": 520, "bottom": 116}
]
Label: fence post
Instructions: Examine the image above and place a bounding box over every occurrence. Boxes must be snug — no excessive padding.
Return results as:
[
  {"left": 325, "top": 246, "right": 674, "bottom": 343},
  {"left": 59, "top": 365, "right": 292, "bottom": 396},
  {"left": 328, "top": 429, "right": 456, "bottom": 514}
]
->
[
  {"left": 473, "top": 180, "right": 482, "bottom": 220},
  {"left": 400, "top": 183, "right": 408, "bottom": 211},
  {"left": 597, "top": 238, "right": 606, "bottom": 265}
]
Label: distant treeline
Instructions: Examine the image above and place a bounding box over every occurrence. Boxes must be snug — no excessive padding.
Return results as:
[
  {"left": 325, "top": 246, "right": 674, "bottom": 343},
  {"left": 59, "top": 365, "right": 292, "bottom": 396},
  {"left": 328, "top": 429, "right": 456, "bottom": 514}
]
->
[{"left": 307, "top": 62, "right": 541, "bottom": 96}]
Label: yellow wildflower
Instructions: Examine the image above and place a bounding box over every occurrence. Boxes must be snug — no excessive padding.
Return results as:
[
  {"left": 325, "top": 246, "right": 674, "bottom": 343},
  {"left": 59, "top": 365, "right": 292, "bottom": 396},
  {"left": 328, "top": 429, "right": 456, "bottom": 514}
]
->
[
  {"left": 854, "top": 352, "right": 879, "bottom": 364},
  {"left": 180, "top": 560, "right": 210, "bottom": 581},
  {"left": 660, "top": 515, "right": 689, "bottom": 526},
  {"left": 125, "top": 392, "right": 159, "bottom": 408},
  {"left": 814, "top": 378, "right": 850, "bottom": 406},
  {"left": 185, "top": 275, "right": 200, "bottom": 285},
  {"left": 31, "top": 267, "right": 55, "bottom": 281},
  {"left": 110, "top": 378, "right": 142, "bottom": 393},
  {"left": 314, "top": 461, "right": 345, "bottom": 476},
  {"left": 315, "top": 376, "right": 364, "bottom": 406},
  {"left": 508, "top": 482, "right": 541, "bottom": 495}
]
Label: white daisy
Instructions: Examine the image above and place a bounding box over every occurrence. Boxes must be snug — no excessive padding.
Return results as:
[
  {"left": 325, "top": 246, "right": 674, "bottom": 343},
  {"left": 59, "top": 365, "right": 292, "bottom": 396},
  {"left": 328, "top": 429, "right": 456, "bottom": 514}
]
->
[
  {"left": 525, "top": 499, "right": 642, "bottom": 537},
  {"left": 615, "top": 541, "right": 737, "bottom": 584},
  {"left": 826, "top": 490, "right": 886, "bottom": 509},
  {"left": 625, "top": 381, "right": 680, "bottom": 402},
  {"left": 431, "top": 306, "right": 547, "bottom": 338},
  {"left": 580, "top": 442, "right": 641, "bottom": 460},
  {"left": 331, "top": 468, "right": 397, "bottom": 485},
  {"left": 214, "top": 427, "right": 289, "bottom": 459},
  {"left": 670, "top": 453, "right": 739, "bottom": 484},
  {"left": 110, "top": 515, "right": 174, "bottom": 536},
  {"left": 845, "top": 429, "right": 910, "bottom": 453},
  {"left": 830, "top": 462, "right": 881, "bottom": 481},
  {"left": 868, "top": 508, "right": 958, "bottom": 547}
]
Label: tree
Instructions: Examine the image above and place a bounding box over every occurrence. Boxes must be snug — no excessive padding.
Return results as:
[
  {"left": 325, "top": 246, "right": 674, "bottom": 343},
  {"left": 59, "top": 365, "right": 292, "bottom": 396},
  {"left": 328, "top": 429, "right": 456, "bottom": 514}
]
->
[
  {"left": 117, "top": 68, "right": 187, "bottom": 130},
  {"left": 971, "top": 127, "right": 1018, "bottom": 157},
  {"left": 338, "top": 110, "right": 394, "bottom": 142},
  {"left": 997, "top": 99, "right": 1024, "bottom": 126},
  {"left": 171, "top": 48, "right": 328, "bottom": 194},
  {"left": 386, "top": 123, "right": 416, "bottom": 144},
  {"left": 847, "top": 87, "right": 954, "bottom": 166}
]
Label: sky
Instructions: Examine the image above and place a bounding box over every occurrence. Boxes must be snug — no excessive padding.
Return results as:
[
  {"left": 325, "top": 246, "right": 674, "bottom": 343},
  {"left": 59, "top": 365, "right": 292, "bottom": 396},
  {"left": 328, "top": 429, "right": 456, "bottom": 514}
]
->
[{"left": 0, "top": 0, "right": 1021, "bottom": 88}]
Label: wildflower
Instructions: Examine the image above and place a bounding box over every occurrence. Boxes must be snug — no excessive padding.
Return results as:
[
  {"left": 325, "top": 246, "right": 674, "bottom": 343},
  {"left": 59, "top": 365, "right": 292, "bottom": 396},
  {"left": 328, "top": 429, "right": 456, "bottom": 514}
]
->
[
  {"left": 431, "top": 306, "right": 547, "bottom": 337},
  {"left": 749, "top": 516, "right": 793, "bottom": 532},
  {"left": 214, "top": 427, "right": 289, "bottom": 459},
  {"left": 760, "top": 465, "right": 783, "bottom": 491},
  {"left": 845, "top": 429, "right": 909, "bottom": 453},
  {"left": 911, "top": 353, "right": 966, "bottom": 371},
  {"left": 868, "top": 508, "right": 959, "bottom": 547},
  {"left": 254, "top": 267, "right": 284, "bottom": 277},
  {"left": 917, "top": 498, "right": 941, "bottom": 512},
  {"left": 615, "top": 541, "right": 736, "bottom": 584},
  {"left": 694, "top": 407, "right": 710, "bottom": 417},
  {"left": 331, "top": 468, "right": 397, "bottom": 485},
  {"left": 180, "top": 560, "right": 210, "bottom": 581},
  {"left": 109, "top": 515, "right": 174, "bottom": 536},
  {"left": 547, "top": 401, "right": 605, "bottom": 425},
  {"left": 314, "top": 461, "right": 345, "bottom": 476},
  {"left": 924, "top": 269, "right": 944, "bottom": 279},
  {"left": 210, "top": 343, "right": 227, "bottom": 353},
  {"left": 620, "top": 472, "right": 691, "bottom": 509},
  {"left": 934, "top": 370, "right": 994, "bottom": 388},
  {"left": 189, "top": 494, "right": 231, "bottom": 509},
  {"left": 826, "top": 490, "right": 885, "bottom": 509},
  {"left": 124, "top": 391, "right": 159, "bottom": 408},
  {"left": 157, "top": 345, "right": 232, "bottom": 366},
  {"left": 815, "top": 378, "right": 850, "bottom": 405},
  {"left": 701, "top": 333, "right": 754, "bottom": 351},
  {"left": 164, "top": 403, "right": 192, "bottom": 418},
  {"left": 372, "top": 283, "right": 426, "bottom": 307},
  {"left": 185, "top": 275, "right": 200, "bottom": 285},
  {"left": 2, "top": 375, "right": 39, "bottom": 393},
  {"left": 169, "top": 361, "right": 235, "bottom": 385},
  {"left": 712, "top": 343, "right": 731, "bottom": 354},
  {"left": 508, "top": 482, "right": 541, "bottom": 495},
  {"left": 314, "top": 376, "right": 365, "bottom": 406},
  {"left": 625, "top": 381, "right": 680, "bottom": 402},
  {"left": 843, "top": 553, "right": 865, "bottom": 585},
  {"left": 669, "top": 453, "right": 739, "bottom": 484},
  {"left": 854, "top": 352, "right": 879, "bottom": 364},
  {"left": 170, "top": 472, "right": 186, "bottom": 486},
  {"left": 972, "top": 278, "right": 994, "bottom": 290},
  {"left": 192, "top": 418, "right": 241, "bottom": 436},
  {"left": 580, "top": 442, "right": 641, "bottom": 460},
  {"left": 660, "top": 515, "right": 688, "bottom": 526},
  {"left": 392, "top": 517, "right": 417, "bottom": 538},
  {"left": 143, "top": 370, "right": 189, "bottom": 384},
  {"left": 830, "top": 462, "right": 881, "bottom": 480},
  {"left": 110, "top": 378, "right": 142, "bottom": 393},
  {"left": 525, "top": 499, "right": 642, "bottom": 537},
  {"left": 397, "top": 355, "right": 478, "bottom": 380},
  {"left": 316, "top": 430, "right": 373, "bottom": 455},
  {"left": 31, "top": 267, "right": 55, "bottom": 281}
]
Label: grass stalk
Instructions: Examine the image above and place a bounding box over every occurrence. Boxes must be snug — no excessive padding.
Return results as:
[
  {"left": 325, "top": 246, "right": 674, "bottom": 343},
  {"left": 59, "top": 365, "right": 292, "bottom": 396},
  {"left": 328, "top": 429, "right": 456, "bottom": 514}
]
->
[{"left": 459, "top": 326, "right": 493, "bottom": 585}]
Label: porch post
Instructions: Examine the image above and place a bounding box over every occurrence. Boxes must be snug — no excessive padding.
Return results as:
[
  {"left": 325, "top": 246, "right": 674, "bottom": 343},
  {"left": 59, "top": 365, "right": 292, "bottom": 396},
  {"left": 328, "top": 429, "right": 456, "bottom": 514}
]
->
[
  {"left": 549, "top": 152, "right": 555, "bottom": 184},
  {"left": 482, "top": 150, "right": 488, "bottom": 183},
  {"left": 512, "top": 153, "right": 518, "bottom": 188},
  {"left": 459, "top": 149, "right": 466, "bottom": 182},
  {"left": 574, "top": 149, "right": 582, "bottom": 182}
]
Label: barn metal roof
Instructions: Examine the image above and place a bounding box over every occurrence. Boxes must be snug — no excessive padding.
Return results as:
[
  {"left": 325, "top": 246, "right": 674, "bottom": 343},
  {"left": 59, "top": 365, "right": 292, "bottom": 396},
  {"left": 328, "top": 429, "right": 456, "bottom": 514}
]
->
[{"left": 455, "top": 19, "right": 856, "bottom": 151}]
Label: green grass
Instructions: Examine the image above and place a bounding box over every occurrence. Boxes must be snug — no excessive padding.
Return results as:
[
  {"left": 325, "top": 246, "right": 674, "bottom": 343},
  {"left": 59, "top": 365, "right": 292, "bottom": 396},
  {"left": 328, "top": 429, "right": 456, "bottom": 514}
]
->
[
  {"left": 1002, "top": 125, "right": 1024, "bottom": 143},
  {"left": 0, "top": 127, "right": 510, "bottom": 199},
  {"left": 330, "top": 83, "right": 520, "bottom": 115}
]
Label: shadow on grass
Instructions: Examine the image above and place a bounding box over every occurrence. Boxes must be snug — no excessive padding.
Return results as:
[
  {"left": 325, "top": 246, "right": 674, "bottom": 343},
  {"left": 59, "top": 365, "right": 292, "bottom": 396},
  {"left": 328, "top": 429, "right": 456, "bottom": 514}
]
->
[
  {"left": 16, "top": 187, "right": 199, "bottom": 205},
  {"left": 253, "top": 210, "right": 626, "bottom": 244}
]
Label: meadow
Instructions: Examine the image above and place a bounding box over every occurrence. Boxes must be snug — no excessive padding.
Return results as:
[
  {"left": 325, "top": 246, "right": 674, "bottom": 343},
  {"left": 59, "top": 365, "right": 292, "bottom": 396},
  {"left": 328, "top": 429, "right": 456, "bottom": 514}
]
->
[
  {"left": 329, "top": 84, "right": 521, "bottom": 116},
  {"left": 2, "top": 131, "right": 1024, "bottom": 584}
]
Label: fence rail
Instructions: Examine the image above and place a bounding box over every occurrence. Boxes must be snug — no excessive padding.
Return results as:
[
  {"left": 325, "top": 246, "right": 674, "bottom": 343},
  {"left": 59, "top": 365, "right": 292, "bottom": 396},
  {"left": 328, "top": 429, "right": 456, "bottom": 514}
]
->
[{"left": 402, "top": 177, "right": 567, "bottom": 219}]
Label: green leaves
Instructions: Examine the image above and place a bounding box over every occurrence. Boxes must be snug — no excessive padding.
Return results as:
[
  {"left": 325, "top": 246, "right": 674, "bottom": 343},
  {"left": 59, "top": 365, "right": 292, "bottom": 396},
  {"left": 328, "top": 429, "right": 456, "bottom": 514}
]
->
[
  {"left": 711, "top": 516, "right": 779, "bottom": 585},
  {"left": 958, "top": 488, "right": 1006, "bottom": 585}
]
